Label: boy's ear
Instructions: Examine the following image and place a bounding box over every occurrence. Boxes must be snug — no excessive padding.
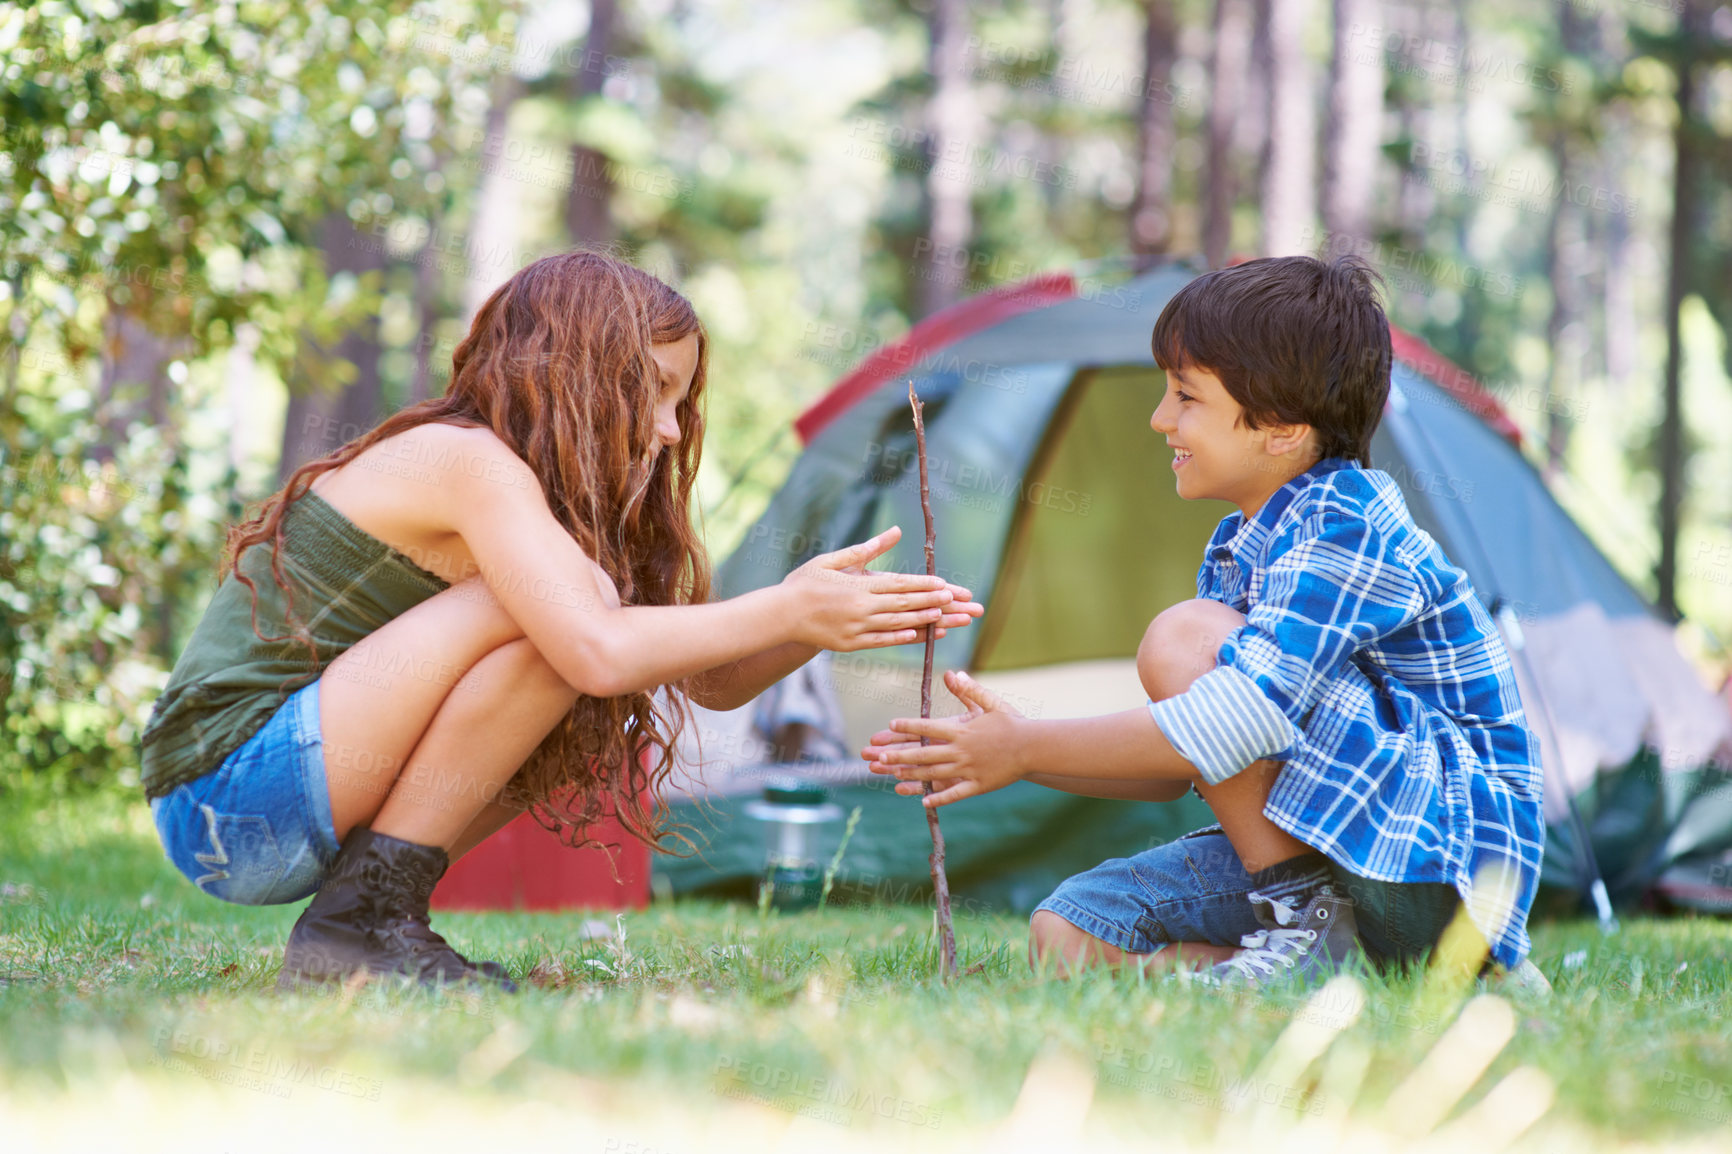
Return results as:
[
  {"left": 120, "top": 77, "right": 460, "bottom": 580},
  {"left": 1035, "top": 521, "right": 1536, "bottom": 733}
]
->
[{"left": 1263, "top": 420, "right": 1319, "bottom": 461}]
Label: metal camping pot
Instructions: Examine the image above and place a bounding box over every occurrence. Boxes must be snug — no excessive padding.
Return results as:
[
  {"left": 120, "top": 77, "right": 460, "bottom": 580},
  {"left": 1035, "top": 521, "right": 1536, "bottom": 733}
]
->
[{"left": 743, "top": 779, "right": 844, "bottom": 909}]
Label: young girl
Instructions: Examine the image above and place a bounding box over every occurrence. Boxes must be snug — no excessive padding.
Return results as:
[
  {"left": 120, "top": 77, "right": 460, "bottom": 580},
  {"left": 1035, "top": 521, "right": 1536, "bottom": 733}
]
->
[{"left": 140, "top": 251, "right": 980, "bottom": 992}]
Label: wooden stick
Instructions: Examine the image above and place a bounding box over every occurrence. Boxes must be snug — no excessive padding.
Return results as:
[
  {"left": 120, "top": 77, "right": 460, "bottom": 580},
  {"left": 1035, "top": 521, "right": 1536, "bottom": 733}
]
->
[{"left": 908, "top": 380, "right": 959, "bottom": 980}]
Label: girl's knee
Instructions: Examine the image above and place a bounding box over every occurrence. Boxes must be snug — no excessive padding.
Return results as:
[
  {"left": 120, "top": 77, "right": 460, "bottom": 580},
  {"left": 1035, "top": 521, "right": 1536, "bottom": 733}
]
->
[
  {"left": 446, "top": 576, "right": 524, "bottom": 639},
  {"left": 455, "top": 637, "right": 578, "bottom": 706},
  {"left": 394, "top": 575, "right": 527, "bottom": 657}
]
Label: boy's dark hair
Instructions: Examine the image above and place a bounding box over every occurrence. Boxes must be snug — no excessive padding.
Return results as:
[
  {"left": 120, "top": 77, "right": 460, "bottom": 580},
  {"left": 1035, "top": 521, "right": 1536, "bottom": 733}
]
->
[{"left": 1150, "top": 254, "right": 1392, "bottom": 467}]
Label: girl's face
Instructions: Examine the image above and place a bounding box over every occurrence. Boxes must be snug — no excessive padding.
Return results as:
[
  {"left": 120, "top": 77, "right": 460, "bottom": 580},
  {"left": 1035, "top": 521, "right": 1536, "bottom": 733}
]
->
[{"left": 648, "top": 333, "right": 700, "bottom": 452}]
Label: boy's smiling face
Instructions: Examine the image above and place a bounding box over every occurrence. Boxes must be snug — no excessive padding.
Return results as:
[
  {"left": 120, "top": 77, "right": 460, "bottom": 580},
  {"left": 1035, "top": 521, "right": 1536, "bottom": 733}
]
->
[{"left": 1150, "top": 363, "right": 1322, "bottom": 519}]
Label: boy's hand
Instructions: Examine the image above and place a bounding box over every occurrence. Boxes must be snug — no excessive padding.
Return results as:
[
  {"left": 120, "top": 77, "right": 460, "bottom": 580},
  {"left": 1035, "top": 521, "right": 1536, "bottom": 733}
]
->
[
  {"left": 861, "top": 670, "right": 1026, "bottom": 807},
  {"left": 780, "top": 527, "right": 983, "bottom": 652}
]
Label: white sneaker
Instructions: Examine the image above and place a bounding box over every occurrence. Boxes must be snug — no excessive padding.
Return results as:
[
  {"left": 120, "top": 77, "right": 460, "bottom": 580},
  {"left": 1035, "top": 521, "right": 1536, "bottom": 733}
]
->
[{"left": 1185, "top": 885, "right": 1363, "bottom": 988}]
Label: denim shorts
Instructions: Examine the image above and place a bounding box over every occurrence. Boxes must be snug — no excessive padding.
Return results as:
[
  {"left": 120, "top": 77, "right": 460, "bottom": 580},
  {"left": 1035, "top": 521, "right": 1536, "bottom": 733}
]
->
[
  {"left": 150, "top": 681, "right": 340, "bottom": 906},
  {"left": 1033, "top": 826, "right": 1462, "bottom": 969}
]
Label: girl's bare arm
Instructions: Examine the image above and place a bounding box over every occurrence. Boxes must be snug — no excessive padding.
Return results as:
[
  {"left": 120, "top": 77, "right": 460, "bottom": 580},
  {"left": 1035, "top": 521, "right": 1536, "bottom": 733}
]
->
[
  {"left": 686, "top": 580, "right": 981, "bottom": 712},
  {"left": 686, "top": 641, "right": 821, "bottom": 712},
  {"left": 442, "top": 430, "right": 963, "bottom": 699}
]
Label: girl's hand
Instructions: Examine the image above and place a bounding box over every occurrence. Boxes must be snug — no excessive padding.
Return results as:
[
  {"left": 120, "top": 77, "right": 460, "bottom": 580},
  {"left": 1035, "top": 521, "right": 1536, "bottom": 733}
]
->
[
  {"left": 861, "top": 670, "right": 1027, "bottom": 807},
  {"left": 781, "top": 527, "right": 983, "bottom": 652}
]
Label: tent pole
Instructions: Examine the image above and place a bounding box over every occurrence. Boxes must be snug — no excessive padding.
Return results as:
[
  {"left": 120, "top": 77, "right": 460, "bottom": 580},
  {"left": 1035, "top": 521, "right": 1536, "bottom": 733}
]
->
[{"left": 1494, "top": 600, "right": 1620, "bottom": 936}]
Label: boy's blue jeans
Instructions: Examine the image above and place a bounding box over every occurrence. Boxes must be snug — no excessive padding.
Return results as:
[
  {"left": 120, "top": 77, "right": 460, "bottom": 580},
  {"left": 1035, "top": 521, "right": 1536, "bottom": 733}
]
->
[{"left": 1034, "top": 826, "right": 1461, "bottom": 967}]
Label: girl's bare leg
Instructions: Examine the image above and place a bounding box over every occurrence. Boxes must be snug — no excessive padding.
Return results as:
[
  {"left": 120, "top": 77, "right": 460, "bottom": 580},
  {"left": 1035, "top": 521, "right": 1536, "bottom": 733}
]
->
[
  {"left": 317, "top": 577, "right": 577, "bottom": 851},
  {"left": 447, "top": 795, "right": 534, "bottom": 863},
  {"left": 279, "top": 578, "right": 583, "bottom": 991}
]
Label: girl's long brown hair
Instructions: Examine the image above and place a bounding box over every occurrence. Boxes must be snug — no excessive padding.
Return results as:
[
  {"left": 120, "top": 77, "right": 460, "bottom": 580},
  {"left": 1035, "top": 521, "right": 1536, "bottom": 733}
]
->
[{"left": 221, "top": 250, "right": 711, "bottom": 851}]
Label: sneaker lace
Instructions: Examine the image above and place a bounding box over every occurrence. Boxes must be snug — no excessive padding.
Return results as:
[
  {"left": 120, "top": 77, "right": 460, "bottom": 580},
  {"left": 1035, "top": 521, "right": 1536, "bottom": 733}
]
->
[{"left": 1221, "top": 927, "right": 1319, "bottom": 979}]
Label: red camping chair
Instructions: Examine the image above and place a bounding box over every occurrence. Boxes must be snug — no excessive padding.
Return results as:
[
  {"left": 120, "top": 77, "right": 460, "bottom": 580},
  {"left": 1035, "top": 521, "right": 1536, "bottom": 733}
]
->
[{"left": 431, "top": 756, "right": 652, "bottom": 912}]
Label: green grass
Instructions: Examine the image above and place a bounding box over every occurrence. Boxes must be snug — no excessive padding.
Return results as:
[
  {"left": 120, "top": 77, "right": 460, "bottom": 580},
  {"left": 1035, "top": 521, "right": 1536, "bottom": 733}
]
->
[{"left": 3, "top": 787, "right": 1731, "bottom": 1151}]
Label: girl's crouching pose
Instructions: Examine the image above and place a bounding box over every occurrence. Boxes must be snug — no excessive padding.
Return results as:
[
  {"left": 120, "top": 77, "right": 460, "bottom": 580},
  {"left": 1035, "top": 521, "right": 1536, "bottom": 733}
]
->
[{"left": 139, "top": 251, "right": 981, "bottom": 992}]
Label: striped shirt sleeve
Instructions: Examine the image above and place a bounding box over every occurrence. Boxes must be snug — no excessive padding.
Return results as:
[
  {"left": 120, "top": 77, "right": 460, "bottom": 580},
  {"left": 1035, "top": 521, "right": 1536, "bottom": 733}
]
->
[
  {"left": 1148, "top": 665, "right": 1301, "bottom": 785},
  {"left": 1148, "top": 512, "right": 1427, "bottom": 785}
]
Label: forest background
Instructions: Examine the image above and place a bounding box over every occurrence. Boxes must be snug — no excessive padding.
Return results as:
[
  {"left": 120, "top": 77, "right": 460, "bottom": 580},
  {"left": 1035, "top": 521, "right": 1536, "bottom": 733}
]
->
[{"left": 3, "top": 0, "right": 1731, "bottom": 792}]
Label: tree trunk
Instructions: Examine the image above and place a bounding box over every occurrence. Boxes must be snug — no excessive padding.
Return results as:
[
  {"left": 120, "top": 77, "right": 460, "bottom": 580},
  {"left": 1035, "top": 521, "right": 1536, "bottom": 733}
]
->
[
  {"left": 1130, "top": 0, "right": 1179, "bottom": 260},
  {"left": 1, "top": 276, "right": 27, "bottom": 413},
  {"left": 1203, "top": 0, "right": 1253, "bottom": 269},
  {"left": 279, "top": 212, "right": 388, "bottom": 481},
  {"left": 225, "top": 322, "right": 261, "bottom": 475},
  {"left": 1541, "top": 125, "right": 1583, "bottom": 480},
  {"left": 1388, "top": 1, "right": 1433, "bottom": 256},
  {"left": 92, "top": 299, "right": 187, "bottom": 463},
  {"left": 919, "top": 0, "right": 974, "bottom": 317},
  {"left": 408, "top": 225, "right": 443, "bottom": 406},
  {"left": 1323, "top": 0, "right": 1383, "bottom": 245},
  {"left": 1245, "top": 0, "right": 1272, "bottom": 200},
  {"left": 566, "top": 0, "right": 618, "bottom": 247},
  {"left": 1446, "top": 0, "right": 1478, "bottom": 358},
  {"left": 1042, "top": 0, "right": 1085, "bottom": 219},
  {"left": 94, "top": 297, "right": 190, "bottom": 663},
  {"left": 406, "top": 105, "right": 451, "bottom": 406},
  {"left": 1594, "top": 18, "right": 1636, "bottom": 396},
  {"left": 1657, "top": 0, "right": 1705, "bottom": 621},
  {"left": 1603, "top": 115, "right": 1636, "bottom": 395},
  {"left": 462, "top": 73, "right": 526, "bottom": 323},
  {"left": 1260, "top": 0, "right": 1315, "bottom": 257},
  {"left": 1540, "top": 5, "right": 1593, "bottom": 479}
]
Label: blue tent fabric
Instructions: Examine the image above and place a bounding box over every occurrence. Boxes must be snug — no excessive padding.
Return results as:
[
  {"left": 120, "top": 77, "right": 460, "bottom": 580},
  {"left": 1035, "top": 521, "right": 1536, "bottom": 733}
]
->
[
  {"left": 721, "top": 362, "right": 1079, "bottom": 678},
  {"left": 1382, "top": 367, "right": 1649, "bottom": 620}
]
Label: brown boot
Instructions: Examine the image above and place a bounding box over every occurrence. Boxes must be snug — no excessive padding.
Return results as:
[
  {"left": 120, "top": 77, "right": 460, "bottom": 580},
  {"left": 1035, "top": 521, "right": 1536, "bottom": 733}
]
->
[{"left": 276, "top": 827, "right": 516, "bottom": 993}]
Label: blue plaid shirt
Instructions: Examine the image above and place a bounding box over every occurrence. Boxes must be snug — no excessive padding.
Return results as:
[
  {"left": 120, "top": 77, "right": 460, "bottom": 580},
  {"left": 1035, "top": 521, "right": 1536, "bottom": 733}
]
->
[{"left": 1147, "top": 456, "right": 1545, "bottom": 969}]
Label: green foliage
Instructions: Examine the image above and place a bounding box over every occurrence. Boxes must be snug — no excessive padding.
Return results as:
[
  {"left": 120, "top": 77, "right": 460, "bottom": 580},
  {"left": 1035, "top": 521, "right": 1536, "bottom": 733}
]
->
[
  {"left": 0, "top": 0, "right": 517, "bottom": 791},
  {"left": 0, "top": 0, "right": 518, "bottom": 379},
  {"left": 0, "top": 371, "right": 233, "bottom": 793}
]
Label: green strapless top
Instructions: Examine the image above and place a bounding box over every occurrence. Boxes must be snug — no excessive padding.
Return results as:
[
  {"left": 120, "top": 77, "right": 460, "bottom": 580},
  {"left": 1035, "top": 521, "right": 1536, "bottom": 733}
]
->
[{"left": 139, "top": 491, "right": 450, "bottom": 799}]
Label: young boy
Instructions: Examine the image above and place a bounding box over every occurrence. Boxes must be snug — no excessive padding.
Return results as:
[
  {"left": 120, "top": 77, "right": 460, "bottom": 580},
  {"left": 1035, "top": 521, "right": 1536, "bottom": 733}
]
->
[{"left": 862, "top": 254, "right": 1546, "bottom": 985}]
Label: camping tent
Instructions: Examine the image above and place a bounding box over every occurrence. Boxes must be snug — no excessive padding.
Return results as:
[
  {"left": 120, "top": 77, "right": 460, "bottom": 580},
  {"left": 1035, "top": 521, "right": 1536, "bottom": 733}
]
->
[{"left": 657, "top": 259, "right": 1732, "bottom": 920}]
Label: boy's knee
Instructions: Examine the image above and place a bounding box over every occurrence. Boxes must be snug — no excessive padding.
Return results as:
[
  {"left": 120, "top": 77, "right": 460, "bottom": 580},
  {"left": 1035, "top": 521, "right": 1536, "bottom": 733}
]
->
[
  {"left": 1029, "top": 909, "right": 1068, "bottom": 947},
  {"left": 1138, "top": 599, "right": 1246, "bottom": 700},
  {"left": 1028, "top": 909, "right": 1087, "bottom": 964}
]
